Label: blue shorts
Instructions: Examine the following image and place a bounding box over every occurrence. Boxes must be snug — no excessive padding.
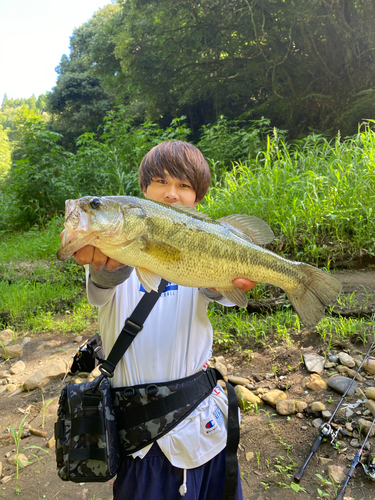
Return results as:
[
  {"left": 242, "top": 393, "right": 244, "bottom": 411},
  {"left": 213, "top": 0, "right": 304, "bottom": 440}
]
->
[{"left": 113, "top": 443, "right": 243, "bottom": 500}]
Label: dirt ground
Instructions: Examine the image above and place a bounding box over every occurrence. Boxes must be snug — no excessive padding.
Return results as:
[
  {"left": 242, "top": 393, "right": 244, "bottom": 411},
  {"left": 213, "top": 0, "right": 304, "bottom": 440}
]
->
[{"left": 0, "top": 268, "right": 375, "bottom": 500}]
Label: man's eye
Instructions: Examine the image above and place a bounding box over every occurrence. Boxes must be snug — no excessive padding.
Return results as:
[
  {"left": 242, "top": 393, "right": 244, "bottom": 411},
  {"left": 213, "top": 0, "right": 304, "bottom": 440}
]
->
[{"left": 181, "top": 184, "right": 191, "bottom": 188}]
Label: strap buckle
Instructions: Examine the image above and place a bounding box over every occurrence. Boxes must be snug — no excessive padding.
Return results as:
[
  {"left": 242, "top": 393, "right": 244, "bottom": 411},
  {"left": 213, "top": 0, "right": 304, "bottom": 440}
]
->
[
  {"left": 206, "top": 368, "right": 217, "bottom": 388},
  {"left": 124, "top": 319, "right": 143, "bottom": 336}
]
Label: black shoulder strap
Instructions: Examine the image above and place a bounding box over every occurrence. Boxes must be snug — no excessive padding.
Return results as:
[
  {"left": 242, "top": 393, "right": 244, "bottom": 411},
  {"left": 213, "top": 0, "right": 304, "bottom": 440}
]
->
[{"left": 100, "top": 279, "right": 168, "bottom": 376}]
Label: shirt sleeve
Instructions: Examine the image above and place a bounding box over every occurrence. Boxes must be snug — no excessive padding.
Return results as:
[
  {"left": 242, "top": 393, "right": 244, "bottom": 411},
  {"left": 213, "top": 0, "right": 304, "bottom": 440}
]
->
[{"left": 85, "top": 265, "right": 134, "bottom": 307}]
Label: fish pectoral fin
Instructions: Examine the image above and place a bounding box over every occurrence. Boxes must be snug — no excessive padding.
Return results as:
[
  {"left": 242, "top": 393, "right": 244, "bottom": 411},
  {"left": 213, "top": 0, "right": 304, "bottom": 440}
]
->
[
  {"left": 135, "top": 267, "right": 162, "bottom": 293},
  {"left": 140, "top": 238, "right": 181, "bottom": 263},
  {"left": 217, "top": 215, "right": 275, "bottom": 245},
  {"left": 217, "top": 287, "right": 248, "bottom": 308}
]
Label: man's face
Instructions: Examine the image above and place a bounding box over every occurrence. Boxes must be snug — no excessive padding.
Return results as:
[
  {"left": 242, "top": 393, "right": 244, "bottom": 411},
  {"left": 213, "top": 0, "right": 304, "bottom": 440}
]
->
[{"left": 143, "top": 172, "right": 198, "bottom": 207}]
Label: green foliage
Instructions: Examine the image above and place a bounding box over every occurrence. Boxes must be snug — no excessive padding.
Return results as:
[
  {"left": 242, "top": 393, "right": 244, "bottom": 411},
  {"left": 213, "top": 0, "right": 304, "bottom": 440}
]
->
[{"left": 0, "top": 125, "right": 11, "bottom": 177}]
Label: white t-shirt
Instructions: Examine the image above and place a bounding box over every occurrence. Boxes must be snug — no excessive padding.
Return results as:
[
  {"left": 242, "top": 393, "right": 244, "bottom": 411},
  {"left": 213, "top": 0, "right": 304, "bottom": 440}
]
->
[{"left": 86, "top": 269, "right": 231, "bottom": 469}]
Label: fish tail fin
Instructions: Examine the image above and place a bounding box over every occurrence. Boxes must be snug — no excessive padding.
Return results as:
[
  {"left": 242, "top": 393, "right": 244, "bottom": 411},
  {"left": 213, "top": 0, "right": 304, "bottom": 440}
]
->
[{"left": 286, "top": 264, "right": 342, "bottom": 327}]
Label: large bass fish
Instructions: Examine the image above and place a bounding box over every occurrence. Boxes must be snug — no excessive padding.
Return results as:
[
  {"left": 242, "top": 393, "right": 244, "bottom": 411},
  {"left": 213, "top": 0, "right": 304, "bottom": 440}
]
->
[{"left": 57, "top": 196, "right": 342, "bottom": 327}]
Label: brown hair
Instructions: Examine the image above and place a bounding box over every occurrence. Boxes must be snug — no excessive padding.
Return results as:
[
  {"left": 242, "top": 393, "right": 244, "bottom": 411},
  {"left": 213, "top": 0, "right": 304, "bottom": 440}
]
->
[{"left": 138, "top": 141, "right": 211, "bottom": 202}]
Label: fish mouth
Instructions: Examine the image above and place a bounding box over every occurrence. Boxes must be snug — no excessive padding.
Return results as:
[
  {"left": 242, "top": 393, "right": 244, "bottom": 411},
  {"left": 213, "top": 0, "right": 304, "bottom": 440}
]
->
[{"left": 56, "top": 204, "right": 95, "bottom": 260}]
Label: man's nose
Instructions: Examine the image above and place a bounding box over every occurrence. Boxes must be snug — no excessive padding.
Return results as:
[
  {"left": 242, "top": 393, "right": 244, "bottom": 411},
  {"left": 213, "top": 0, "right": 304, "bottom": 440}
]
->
[{"left": 165, "top": 185, "right": 179, "bottom": 198}]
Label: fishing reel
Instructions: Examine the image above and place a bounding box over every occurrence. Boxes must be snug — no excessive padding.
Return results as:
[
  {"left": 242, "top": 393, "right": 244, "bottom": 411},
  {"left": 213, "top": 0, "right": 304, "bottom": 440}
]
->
[
  {"left": 320, "top": 423, "right": 347, "bottom": 448},
  {"left": 361, "top": 455, "right": 375, "bottom": 480}
]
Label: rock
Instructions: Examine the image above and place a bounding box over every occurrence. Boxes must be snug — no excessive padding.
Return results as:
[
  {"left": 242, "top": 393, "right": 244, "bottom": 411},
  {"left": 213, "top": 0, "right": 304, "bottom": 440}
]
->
[
  {"left": 36, "top": 340, "right": 61, "bottom": 351},
  {"left": 9, "top": 361, "right": 26, "bottom": 375},
  {"left": 303, "top": 353, "right": 325, "bottom": 374},
  {"left": 46, "top": 437, "right": 56, "bottom": 448},
  {"left": 23, "top": 358, "right": 67, "bottom": 390},
  {"left": 276, "top": 399, "right": 295, "bottom": 416},
  {"left": 310, "top": 402, "right": 326, "bottom": 412},
  {"left": 0, "top": 329, "right": 13, "bottom": 342},
  {"left": 338, "top": 352, "right": 355, "bottom": 368},
  {"left": 0, "top": 371, "right": 9, "bottom": 379},
  {"left": 327, "top": 376, "right": 357, "bottom": 395},
  {"left": 350, "top": 439, "right": 360, "bottom": 448},
  {"left": 364, "top": 358, "right": 375, "bottom": 375},
  {"left": 215, "top": 362, "right": 228, "bottom": 379},
  {"left": 305, "top": 374, "right": 327, "bottom": 391},
  {"left": 21, "top": 337, "right": 31, "bottom": 346},
  {"left": 322, "top": 410, "right": 332, "bottom": 419},
  {"left": 29, "top": 428, "right": 48, "bottom": 437},
  {"left": 265, "top": 373, "right": 275, "bottom": 380},
  {"left": 319, "top": 457, "right": 332, "bottom": 465},
  {"left": 8, "top": 453, "right": 28, "bottom": 467},
  {"left": 327, "top": 465, "right": 348, "bottom": 484},
  {"left": 366, "top": 387, "right": 375, "bottom": 400},
  {"left": 312, "top": 418, "right": 323, "bottom": 429},
  {"left": 6, "top": 384, "right": 17, "bottom": 393},
  {"left": 358, "top": 418, "right": 375, "bottom": 437},
  {"left": 336, "top": 365, "right": 349, "bottom": 374},
  {"left": 74, "top": 336, "right": 84, "bottom": 343},
  {"left": 227, "top": 375, "right": 250, "bottom": 386},
  {"left": 346, "top": 369, "right": 365, "bottom": 382},
  {"left": 296, "top": 413, "right": 304, "bottom": 419},
  {"left": 328, "top": 355, "right": 339, "bottom": 363},
  {"left": 0, "top": 475, "right": 12, "bottom": 484},
  {"left": 245, "top": 452, "right": 254, "bottom": 461},
  {"left": 345, "top": 408, "right": 354, "bottom": 418},
  {"left": 235, "top": 385, "right": 263, "bottom": 410},
  {"left": 1, "top": 344, "right": 23, "bottom": 359},
  {"left": 365, "top": 399, "right": 375, "bottom": 417},
  {"left": 261, "top": 389, "right": 287, "bottom": 408},
  {"left": 324, "top": 361, "right": 336, "bottom": 369},
  {"left": 295, "top": 401, "right": 307, "bottom": 413},
  {"left": 345, "top": 422, "right": 353, "bottom": 432}
]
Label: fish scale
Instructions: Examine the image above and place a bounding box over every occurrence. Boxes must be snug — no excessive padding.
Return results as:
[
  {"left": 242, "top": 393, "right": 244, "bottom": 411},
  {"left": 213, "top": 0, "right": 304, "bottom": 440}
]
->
[{"left": 57, "top": 195, "right": 342, "bottom": 327}]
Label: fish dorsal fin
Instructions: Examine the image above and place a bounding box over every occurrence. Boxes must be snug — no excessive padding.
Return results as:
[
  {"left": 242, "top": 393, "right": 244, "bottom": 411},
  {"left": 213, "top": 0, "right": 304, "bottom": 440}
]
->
[
  {"left": 217, "top": 287, "right": 249, "bottom": 308},
  {"left": 217, "top": 215, "right": 274, "bottom": 245},
  {"left": 135, "top": 267, "right": 162, "bottom": 293},
  {"left": 169, "top": 203, "right": 212, "bottom": 221}
]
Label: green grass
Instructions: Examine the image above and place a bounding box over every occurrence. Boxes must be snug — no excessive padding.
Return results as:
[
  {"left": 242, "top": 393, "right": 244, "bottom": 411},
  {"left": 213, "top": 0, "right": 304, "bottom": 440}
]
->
[{"left": 202, "top": 126, "right": 375, "bottom": 266}]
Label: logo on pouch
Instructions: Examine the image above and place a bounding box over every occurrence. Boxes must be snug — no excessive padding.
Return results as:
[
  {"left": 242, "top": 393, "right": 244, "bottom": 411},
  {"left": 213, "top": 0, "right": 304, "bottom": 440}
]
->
[{"left": 205, "top": 420, "right": 215, "bottom": 429}]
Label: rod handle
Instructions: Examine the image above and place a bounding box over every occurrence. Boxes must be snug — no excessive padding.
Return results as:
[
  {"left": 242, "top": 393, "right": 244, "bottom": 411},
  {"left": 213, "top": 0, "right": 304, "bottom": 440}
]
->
[
  {"left": 335, "top": 488, "right": 345, "bottom": 500},
  {"left": 293, "top": 467, "right": 305, "bottom": 482}
]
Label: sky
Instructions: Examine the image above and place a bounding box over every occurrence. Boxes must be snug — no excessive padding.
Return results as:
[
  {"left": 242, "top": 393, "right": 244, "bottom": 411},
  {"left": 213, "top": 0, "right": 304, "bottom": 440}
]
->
[{"left": 0, "top": 0, "right": 112, "bottom": 101}]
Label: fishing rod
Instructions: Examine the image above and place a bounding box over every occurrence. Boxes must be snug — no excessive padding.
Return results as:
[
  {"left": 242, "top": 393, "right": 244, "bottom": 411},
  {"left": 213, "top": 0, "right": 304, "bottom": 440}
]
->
[
  {"left": 335, "top": 416, "right": 375, "bottom": 500},
  {"left": 294, "top": 334, "right": 375, "bottom": 482}
]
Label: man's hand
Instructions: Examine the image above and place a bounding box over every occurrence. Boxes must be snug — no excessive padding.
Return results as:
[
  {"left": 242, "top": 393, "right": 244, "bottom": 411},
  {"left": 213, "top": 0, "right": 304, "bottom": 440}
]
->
[
  {"left": 73, "top": 246, "right": 125, "bottom": 271},
  {"left": 232, "top": 278, "right": 257, "bottom": 292}
]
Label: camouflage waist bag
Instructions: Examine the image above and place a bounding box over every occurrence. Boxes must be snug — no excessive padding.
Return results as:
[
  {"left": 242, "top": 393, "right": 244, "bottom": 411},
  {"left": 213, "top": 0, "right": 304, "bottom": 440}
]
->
[
  {"left": 112, "top": 368, "right": 220, "bottom": 455},
  {"left": 55, "top": 375, "right": 120, "bottom": 482}
]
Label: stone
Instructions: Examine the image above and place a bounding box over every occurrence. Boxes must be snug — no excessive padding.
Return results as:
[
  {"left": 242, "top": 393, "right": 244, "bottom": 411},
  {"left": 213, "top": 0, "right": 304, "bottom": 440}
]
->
[
  {"left": 345, "top": 408, "right": 354, "bottom": 418},
  {"left": 365, "top": 399, "right": 375, "bottom": 417},
  {"left": 9, "top": 361, "right": 26, "bottom": 375},
  {"left": 74, "top": 336, "right": 84, "bottom": 343},
  {"left": 324, "top": 361, "right": 336, "bottom": 369},
  {"left": 1, "top": 344, "right": 23, "bottom": 359},
  {"left": 0, "top": 476, "right": 12, "bottom": 484},
  {"left": 336, "top": 365, "right": 349, "bottom": 374},
  {"left": 346, "top": 369, "right": 365, "bottom": 382},
  {"left": 364, "top": 358, "right": 375, "bottom": 375},
  {"left": 305, "top": 374, "right": 327, "bottom": 391},
  {"left": 303, "top": 353, "right": 325, "bottom": 374},
  {"left": 338, "top": 352, "right": 356, "bottom": 368},
  {"left": 346, "top": 422, "right": 353, "bottom": 432},
  {"left": 245, "top": 452, "right": 254, "bottom": 461},
  {"left": 36, "top": 340, "right": 61, "bottom": 351},
  {"left": 296, "top": 413, "right": 304, "bottom": 419},
  {"left": 227, "top": 375, "right": 250, "bottom": 386},
  {"left": 295, "top": 401, "right": 307, "bottom": 413},
  {"left": 276, "top": 399, "right": 296, "bottom": 416},
  {"left": 261, "top": 389, "right": 287, "bottom": 408},
  {"left": 234, "top": 385, "right": 263, "bottom": 411},
  {"left": 350, "top": 439, "right": 360, "bottom": 448},
  {"left": 0, "top": 329, "right": 13, "bottom": 342},
  {"left": 366, "top": 387, "right": 375, "bottom": 400},
  {"left": 23, "top": 358, "right": 67, "bottom": 390},
  {"left": 5, "top": 384, "right": 17, "bottom": 393},
  {"left": 322, "top": 410, "right": 332, "bottom": 419},
  {"left": 29, "top": 428, "right": 48, "bottom": 437},
  {"left": 328, "top": 355, "right": 339, "bottom": 363},
  {"left": 312, "top": 418, "right": 323, "bottom": 429},
  {"left": 327, "top": 465, "right": 348, "bottom": 484},
  {"left": 358, "top": 418, "right": 375, "bottom": 437},
  {"left": 319, "top": 457, "right": 332, "bottom": 465},
  {"left": 215, "top": 362, "right": 228, "bottom": 378},
  {"left": 0, "top": 371, "right": 9, "bottom": 379},
  {"left": 46, "top": 437, "right": 56, "bottom": 448},
  {"left": 310, "top": 402, "right": 326, "bottom": 412},
  {"left": 8, "top": 453, "right": 28, "bottom": 467},
  {"left": 327, "top": 376, "right": 357, "bottom": 395},
  {"left": 21, "top": 337, "right": 31, "bottom": 346}
]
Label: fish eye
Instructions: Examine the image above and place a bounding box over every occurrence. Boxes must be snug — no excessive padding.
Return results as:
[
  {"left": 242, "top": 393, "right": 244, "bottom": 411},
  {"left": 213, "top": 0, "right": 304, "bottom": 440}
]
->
[{"left": 90, "top": 197, "right": 101, "bottom": 209}]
